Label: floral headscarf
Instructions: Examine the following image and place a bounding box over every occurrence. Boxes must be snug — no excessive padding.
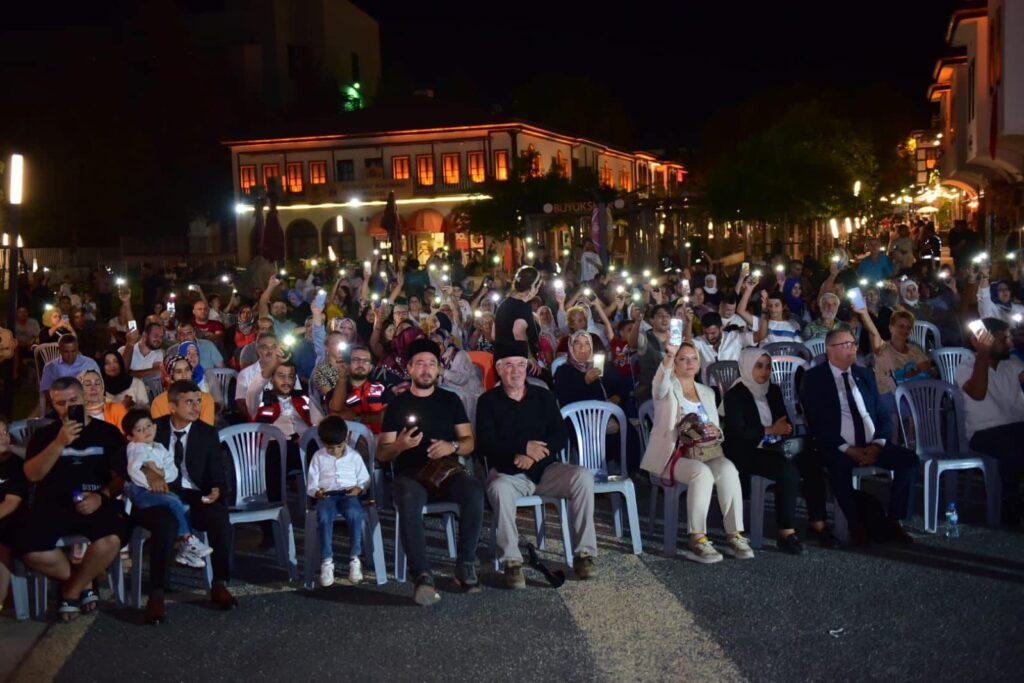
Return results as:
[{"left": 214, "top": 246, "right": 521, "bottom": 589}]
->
[{"left": 567, "top": 330, "right": 594, "bottom": 373}]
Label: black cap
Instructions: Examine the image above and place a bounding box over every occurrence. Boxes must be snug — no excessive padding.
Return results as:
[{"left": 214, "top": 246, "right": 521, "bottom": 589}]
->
[
  {"left": 494, "top": 340, "right": 530, "bottom": 361},
  {"left": 405, "top": 338, "right": 441, "bottom": 363}
]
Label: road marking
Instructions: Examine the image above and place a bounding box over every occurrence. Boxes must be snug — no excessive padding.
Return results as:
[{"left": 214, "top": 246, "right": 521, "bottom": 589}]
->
[
  {"left": 559, "top": 553, "right": 745, "bottom": 682},
  {"left": 10, "top": 615, "right": 92, "bottom": 683}
]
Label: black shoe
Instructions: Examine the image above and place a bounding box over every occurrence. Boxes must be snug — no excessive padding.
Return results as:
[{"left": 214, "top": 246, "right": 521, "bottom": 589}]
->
[
  {"left": 143, "top": 597, "right": 166, "bottom": 625},
  {"left": 776, "top": 533, "right": 806, "bottom": 556},
  {"left": 810, "top": 525, "right": 841, "bottom": 549},
  {"left": 887, "top": 520, "right": 914, "bottom": 544},
  {"left": 454, "top": 562, "right": 482, "bottom": 593},
  {"left": 413, "top": 573, "right": 441, "bottom": 606}
]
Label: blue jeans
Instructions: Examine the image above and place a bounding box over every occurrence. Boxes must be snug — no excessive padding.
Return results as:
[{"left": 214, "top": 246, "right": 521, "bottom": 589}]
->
[
  {"left": 316, "top": 494, "right": 364, "bottom": 561},
  {"left": 126, "top": 483, "right": 191, "bottom": 538}
]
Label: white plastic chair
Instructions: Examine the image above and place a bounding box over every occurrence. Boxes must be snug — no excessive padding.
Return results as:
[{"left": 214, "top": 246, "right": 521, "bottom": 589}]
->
[
  {"left": 550, "top": 355, "right": 567, "bottom": 376},
  {"left": 636, "top": 399, "right": 655, "bottom": 452},
  {"left": 705, "top": 360, "right": 739, "bottom": 394},
  {"left": 762, "top": 342, "right": 811, "bottom": 361},
  {"left": 561, "top": 401, "right": 642, "bottom": 555},
  {"left": 128, "top": 527, "right": 213, "bottom": 608},
  {"left": 298, "top": 428, "right": 388, "bottom": 588},
  {"left": 34, "top": 343, "right": 62, "bottom": 414},
  {"left": 930, "top": 347, "right": 974, "bottom": 385},
  {"left": 526, "top": 376, "right": 549, "bottom": 391},
  {"left": 648, "top": 473, "right": 689, "bottom": 557},
  {"left": 748, "top": 475, "right": 774, "bottom": 550},
  {"left": 393, "top": 498, "right": 459, "bottom": 583},
  {"left": 770, "top": 356, "right": 808, "bottom": 432},
  {"left": 8, "top": 418, "right": 55, "bottom": 446},
  {"left": 208, "top": 368, "right": 238, "bottom": 413},
  {"left": 13, "top": 535, "right": 125, "bottom": 620},
  {"left": 142, "top": 374, "right": 165, "bottom": 403},
  {"left": 804, "top": 337, "right": 826, "bottom": 358},
  {"left": 218, "top": 424, "right": 298, "bottom": 581},
  {"left": 895, "top": 380, "right": 1000, "bottom": 533},
  {"left": 912, "top": 320, "right": 942, "bottom": 352}
]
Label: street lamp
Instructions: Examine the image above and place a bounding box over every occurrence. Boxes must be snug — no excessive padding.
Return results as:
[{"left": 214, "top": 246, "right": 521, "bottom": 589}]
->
[
  {"left": 4, "top": 154, "right": 24, "bottom": 417},
  {"left": 853, "top": 180, "right": 861, "bottom": 198}
]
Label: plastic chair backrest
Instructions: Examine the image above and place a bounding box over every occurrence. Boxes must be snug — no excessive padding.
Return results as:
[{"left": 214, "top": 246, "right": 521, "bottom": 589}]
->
[
  {"left": 912, "top": 321, "right": 941, "bottom": 351},
  {"left": 34, "top": 343, "right": 60, "bottom": 380},
  {"left": 809, "top": 353, "right": 827, "bottom": 368},
  {"left": 218, "top": 424, "right": 288, "bottom": 508},
  {"left": 705, "top": 361, "right": 740, "bottom": 392},
  {"left": 762, "top": 342, "right": 811, "bottom": 361},
  {"left": 526, "top": 376, "right": 548, "bottom": 390},
  {"left": 560, "top": 400, "right": 627, "bottom": 475},
  {"left": 9, "top": 418, "right": 55, "bottom": 447},
  {"left": 550, "top": 355, "right": 568, "bottom": 376},
  {"left": 929, "top": 347, "right": 973, "bottom": 385},
  {"left": 142, "top": 374, "right": 165, "bottom": 402},
  {"left": 299, "top": 421, "right": 377, "bottom": 509},
  {"left": 894, "top": 379, "right": 957, "bottom": 460},
  {"left": 770, "top": 356, "right": 808, "bottom": 408},
  {"left": 637, "top": 399, "right": 655, "bottom": 451},
  {"left": 804, "top": 337, "right": 826, "bottom": 358},
  {"left": 466, "top": 351, "right": 497, "bottom": 390},
  {"left": 209, "top": 368, "right": 238, "bottom": 410}
]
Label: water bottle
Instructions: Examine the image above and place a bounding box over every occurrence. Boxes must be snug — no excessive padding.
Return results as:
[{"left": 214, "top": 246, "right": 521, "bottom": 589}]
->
[
  {"left": 944, "top": 502, "right": 960, "bottom": 539},
  {"left": 696, "top": 404, "right": 710, "bottom": 425},
  {"left": 72, "top": 489, "right": 86, "bottom": 504}
]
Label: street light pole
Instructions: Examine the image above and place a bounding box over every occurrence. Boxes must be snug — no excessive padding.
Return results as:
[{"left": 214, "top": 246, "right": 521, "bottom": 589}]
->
[{"left": 3, "top": 154, "right": 24, "bottom": 418}]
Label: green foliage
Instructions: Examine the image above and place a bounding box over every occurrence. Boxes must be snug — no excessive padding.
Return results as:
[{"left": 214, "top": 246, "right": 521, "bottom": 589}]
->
[{"left": 705, "top": 101, "right": 879, "bottom": 224}]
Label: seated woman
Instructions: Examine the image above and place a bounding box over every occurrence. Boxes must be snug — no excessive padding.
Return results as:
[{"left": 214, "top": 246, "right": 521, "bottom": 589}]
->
[
  {"left": 555, "top": 304, "right": 610, "bottom": 357},
  {"left": 77, "top": 369, "right": 128, "bottom": 430},
  {"left": 737, "top": 289, "right": 802, "bottom": 346},
  {"left": 722, "top": 349, "right": 836, "bottom": 555},
  {"left": 178, "top": 341, "right": 223, "bottom": 410},
  {"left": 857, "top": 285, "right": 892, "bottom": 356},
  {"left": 803, "top": 292, "right": 852, "bottom": 340},
  {"left": 432, "top": 328, "right": 485, "bottom": 426},
  {"left": 468, "top": 311, "right": 496, "bottom": 353},
  {"left": 101, "top": 351, "right": 149, "bottom": 409},
  {"left": 39, "top": 308, "right": 74, "bottom": 345},
  {"left": 640, "top": 341, "right": 753, "bottom": 564},
  {"left": 150, "top": 354, "right": 217, "bottom": 425},
  {"left": 782, "top": 277, "right": 809, "bottom": 324},
  {"left": 856, "top": 306, "right": 937, "bottom": 416}
]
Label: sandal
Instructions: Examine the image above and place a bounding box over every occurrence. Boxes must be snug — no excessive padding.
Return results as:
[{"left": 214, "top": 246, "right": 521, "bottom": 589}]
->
[
  {"left": 80, "top": 588, "right": 100, "bottom": 614},
  {"left": 58, "top": 597, "right": 81, "bottom": 622}
]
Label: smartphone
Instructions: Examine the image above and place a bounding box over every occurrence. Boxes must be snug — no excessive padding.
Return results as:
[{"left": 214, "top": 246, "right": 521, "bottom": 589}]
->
[
  {"left": 68, "top": 404, "right": 85, "bottom": 428},
  {"left": 61, "top": 314, "right": 70, "bottom": 324},
  {"left": 681, "top": 279, "right": 690, "bottom": 295},
  {"left": 593, "top": 352, "right": 606, "bottom": 375},
  {"left": 968, "top": 320, "right": 985, "bottom": 335},
  {"left": 167, "top": 301, "right": 176, "bottom": 315},
  {"left": 847, "top": 287, "right": 865, "bottom": 310},
  {"left": 127, "top": 319, "right": 138, "bottom": 333},
  {"left": 314, "top": 289, "right": 327, "bottom": 309},
  {"left": 741, "top": 262, "right": 750, "bottom": 278},
  {"left": 669, "top": 318, "right": 684, "bottom": 346}
]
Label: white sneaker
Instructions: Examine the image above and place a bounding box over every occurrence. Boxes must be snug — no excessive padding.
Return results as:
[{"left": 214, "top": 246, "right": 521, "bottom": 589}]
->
[
  {"left": 722, "top": 534, "right": 755, "bottom": 560},
  {"left": 175, "top": 546, "right": 206, "bottom": 569},
  {"left": 683, "top": 536, "right": 724, "bottom": 564},
  {"left": 348, "top": 557, "right": 363, "bottom": 583},
  {"left": 319, "top": 559, "right": 335, "bottom": 587},
  {"left": 184, "top": 534, "right": 214, "bottom": 558}
]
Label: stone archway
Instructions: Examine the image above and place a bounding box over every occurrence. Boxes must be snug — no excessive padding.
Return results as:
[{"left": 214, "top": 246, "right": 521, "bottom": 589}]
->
[
  {"left": 286, "top": 218, "right": 319, "bottom": 260},
  {"left": 321, "top": 217, "right": 357, "bottom": 262}
]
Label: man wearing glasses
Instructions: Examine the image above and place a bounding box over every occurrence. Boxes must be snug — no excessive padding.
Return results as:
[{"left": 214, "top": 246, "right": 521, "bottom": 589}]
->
[
  {"left": 801, "top": 329, "right": 918, "bottom": 546},
  {"left": 329, "top": 345, "right": 387, "bottom": 434}
]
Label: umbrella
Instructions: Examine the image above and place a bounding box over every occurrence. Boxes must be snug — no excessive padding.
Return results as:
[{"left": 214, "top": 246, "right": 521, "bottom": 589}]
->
[
  {"left": 261, "top": 178, "right": 285, "bottom": 262},
  {"left": 381, "top": 191, "right": 401, "bottom": 259}
]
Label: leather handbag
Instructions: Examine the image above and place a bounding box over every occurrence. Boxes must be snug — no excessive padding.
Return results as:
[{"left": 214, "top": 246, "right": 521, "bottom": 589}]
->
[
  {"left": 415, "top": 456, "right": 466, "bottom": 496},
  {"left": 661, "top": 413, "right": 725, "bottom": 485}
]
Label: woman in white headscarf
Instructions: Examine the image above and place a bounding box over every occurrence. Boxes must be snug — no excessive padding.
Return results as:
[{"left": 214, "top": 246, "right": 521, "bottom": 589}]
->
[
  {"left": 896, "top": 279, "right": 935, "bottom": 321},
  {"left": 722, "top": 348, "right": 836, "bottom": 554}
]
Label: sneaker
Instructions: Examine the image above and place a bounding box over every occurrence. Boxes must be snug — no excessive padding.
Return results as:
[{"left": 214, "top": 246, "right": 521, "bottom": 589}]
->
[
  {"left": 572, "top": 552, "right": 597, "bottom": 580},
  {"left": 683, "top": 536, "right": 723, "bottom": 564},
  {"left": 723, "top": 534, "right": 755, "bottom": 560},
  {"left": 776, "top": 533, "right": 806, "bottom": 556},
  {"left": 319, "top": 559, "right": 335, "bottom": 587},
  {"left": 454, "top": 562, "right": 481, "bottom": 593},
  {"left": 347, "top": 557, "right": 363, "bottom": 584},
  {"left": 174, "top": 547, "right": 206, "bottom": 569},
  {"left": 504, "top": 561, "right": 526, "bottom": 590},
  {"left": 413, "top": 573, "right": 441, "bottom": 606},
  {"left": 183, "top": 534, "right": 214, "bottom": 558}
]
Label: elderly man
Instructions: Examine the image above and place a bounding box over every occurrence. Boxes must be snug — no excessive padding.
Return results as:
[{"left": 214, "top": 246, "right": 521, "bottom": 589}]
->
[
  {"left": 801, "top": 328, "right": 918, "bottom": 545},
  {"left": 21, "top": 377, "right": 127, "bottom": 620},
  {"left": 477, "top": 341, "right": 597, "bottom": 588},
  {"left": 377, "top": 338, "right": 482, "bottom": 605},
  {"left": 39, "top": 335, "right": 101, "bottom": 413}
]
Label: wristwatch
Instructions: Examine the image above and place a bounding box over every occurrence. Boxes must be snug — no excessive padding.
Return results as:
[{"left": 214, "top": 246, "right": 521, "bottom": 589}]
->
[{"left": 450, "top": 440, "right": 460, "bottom": 455}]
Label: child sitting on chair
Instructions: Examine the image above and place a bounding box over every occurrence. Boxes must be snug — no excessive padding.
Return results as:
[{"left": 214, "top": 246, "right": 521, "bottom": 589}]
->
[
  {"left": 306, "top": 416, "right": 369, "bottom": 587},
  {"left": 122, "top": 409, "right": 213, "bottom": 569}
]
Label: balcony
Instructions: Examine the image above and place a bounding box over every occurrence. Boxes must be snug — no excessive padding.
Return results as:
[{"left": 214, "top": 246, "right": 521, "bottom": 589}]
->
[{"left": 413, "top": 176, "right": 488, "bottom": 197}]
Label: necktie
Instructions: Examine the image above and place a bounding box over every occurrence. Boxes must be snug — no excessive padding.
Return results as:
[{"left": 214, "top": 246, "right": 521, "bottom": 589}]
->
[
  {"left": 841, "top": 372, "right": 866, "bottom": 447},
  {"left": 173, "top": 430, "right": 186, "bottom": 472}
]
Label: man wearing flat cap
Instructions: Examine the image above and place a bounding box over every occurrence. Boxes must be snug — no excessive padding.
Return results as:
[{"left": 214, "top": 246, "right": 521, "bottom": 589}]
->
[
  {"left": 377, "top": 337, "right": 484, "bottom": 606},
  {"left": 476, "top": 340, "right": 598, "bottom": 589}
]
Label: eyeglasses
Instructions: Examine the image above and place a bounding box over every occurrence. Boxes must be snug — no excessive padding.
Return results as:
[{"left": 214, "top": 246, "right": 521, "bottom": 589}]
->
[
  {"left": 349, "top": 357, "right": 372, "bottom": 365},
  {"left": 828, "top": 341, "right": 856, "bottom": 349}
]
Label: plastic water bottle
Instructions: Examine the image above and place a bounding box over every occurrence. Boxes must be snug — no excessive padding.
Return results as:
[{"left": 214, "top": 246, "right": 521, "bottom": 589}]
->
[
  {"left": 944, "top": 502, "right": 960, "bottom": 539},
  {"left": 72, "top": 489, "right": 86, "bottom": 504}
]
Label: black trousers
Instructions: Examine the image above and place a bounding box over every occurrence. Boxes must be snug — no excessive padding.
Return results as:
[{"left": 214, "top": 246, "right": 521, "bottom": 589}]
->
[
  {"left": 970, "top": 422, "right": 1024, "bottom": 521},
  {"left": 825, "top": 443, "right": 918, "bottom": 527},
  {"left": 131, "top": 489, "right": 233, "bottom": 596},
  {"left": 731, "top": 446, "right": 829, "bottom": 530}
]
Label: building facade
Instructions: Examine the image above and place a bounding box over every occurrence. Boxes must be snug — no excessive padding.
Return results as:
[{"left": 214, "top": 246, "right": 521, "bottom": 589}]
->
[{"left": 224, "top": 97, "right": 687, "bottom": 264}]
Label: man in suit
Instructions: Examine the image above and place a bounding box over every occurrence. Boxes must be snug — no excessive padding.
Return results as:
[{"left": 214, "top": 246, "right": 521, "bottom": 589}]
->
[
  {"left": 801, "top": 329, "right": 917, "bottom": 545},
  {"left": 134, "top": 380, "right": 236, "bottom": 624}
]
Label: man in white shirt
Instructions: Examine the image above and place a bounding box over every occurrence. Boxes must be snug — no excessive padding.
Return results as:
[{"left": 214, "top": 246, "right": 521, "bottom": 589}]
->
[
  {"left": 234, "top": 332, "right": 301, "bottom": 419},
  {"left": 119, "top": 322, "right": 165, "bottom": 379},
  {"left": 579, "top": 240, "right": 603, "bottom": 283},
  {"left": 956, "top": 317, "right": 1024, "bottom": 525},
  {"left": 690, "top": 312, "right": 744, "bottom": 368}
]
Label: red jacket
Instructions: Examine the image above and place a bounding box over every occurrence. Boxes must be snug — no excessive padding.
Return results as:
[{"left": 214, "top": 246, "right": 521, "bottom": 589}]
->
[{"left": 252, "top": 392, "right": 313, "bottom": 427}]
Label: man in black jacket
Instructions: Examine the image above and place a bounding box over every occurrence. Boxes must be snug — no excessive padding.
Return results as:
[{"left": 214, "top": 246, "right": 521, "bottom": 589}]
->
[
  {"left": 477, "top": 341, "right": 597, "bottom": 589},
  {"left": 133, "top": 380, "right": 236, "bottom": 623}
]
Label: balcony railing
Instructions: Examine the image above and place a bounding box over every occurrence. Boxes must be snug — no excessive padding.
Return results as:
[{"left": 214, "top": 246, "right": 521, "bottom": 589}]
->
[{"left": 413, "top": 176, "right": 488, "bottom": 196}]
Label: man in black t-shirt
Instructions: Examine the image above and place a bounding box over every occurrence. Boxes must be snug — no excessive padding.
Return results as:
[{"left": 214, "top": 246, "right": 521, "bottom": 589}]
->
[
  {"left": 378, "top": 338, "right": 483, "bottom": 606},
  {"left": 21, "top": 376, "right": 128, "bottom": 620},
  {"left": 0, "top": 422, "right": 30, "bottom": 611}
]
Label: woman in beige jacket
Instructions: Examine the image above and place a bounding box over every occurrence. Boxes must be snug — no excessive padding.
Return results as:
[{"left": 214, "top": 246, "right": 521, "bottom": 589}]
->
[{"left": 640, "top": 341, "right": 752, "bottom": 563}]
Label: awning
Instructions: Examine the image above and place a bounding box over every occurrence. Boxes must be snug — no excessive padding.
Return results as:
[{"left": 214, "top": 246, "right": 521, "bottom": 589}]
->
[
  {"left": 407, "top": 208, "right": 456, "bottom": 234},
  {"left": 367, "top": 210, "right": 406, "bottom": 237}
]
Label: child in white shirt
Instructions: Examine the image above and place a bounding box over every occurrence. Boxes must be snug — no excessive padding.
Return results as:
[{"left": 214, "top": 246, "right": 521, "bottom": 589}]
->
[
  {"left": 307, "top": 417, "right": 370, "bottom": 586},
  {"left": 123, "top": 410, "right": 213, "bottom": 568}
]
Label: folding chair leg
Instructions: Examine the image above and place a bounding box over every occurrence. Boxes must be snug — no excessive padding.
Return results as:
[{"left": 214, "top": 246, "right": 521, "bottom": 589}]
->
[
  {"left": 623, "top": 482, "right": 643, "bottom": 555},
  {"left": 833, "top": 501, "right": 850, "bottom": 543},
  {"left": 11, "top": 563, "right": 30, "bottom": 621},
  {"left": 662, "top": 492, "right": 679, "bottom": 558},
  {"left": 394, "top": 513, "right": 407, "bottom": 583},
  {"left": 273, "top": 509, "right": 298, "bottom": 581},
  {"left": 109, "top": 553, "right": 125, "bottom": 605},
  {"left": 130, "top": 530, "right": 147, "bottom": 609},
  {"left": 558, "top": 500, "right": 573, "bottom": 567},
  {"left": 443, "top": 513, "right": 457, "bottom": 559},
  {"left": 365, "top": 511, "right": 388, "bottom": 585},
  {"left": 750, "top": 476, "right": 767, "bottom": 550},
  {"left": 33, "top": 575, "right": 47, "bottom": 619},
  {"left": 533, "top": 504, "right": 546, "bottom": 550},
  {"left": 647, "top": 484, "right": 659, "bottom": 536},
  {"left": 925, "top": 461, "right": 940, "bottom": 534},
  {"left": 611, "top": 495, "right": 624, "bottom": 538},
  {"left": 490, "top": 523, "right": 500, "bottom": 572},
  {"left": 303, "top": 512, "right": 320, "bottom": 589}
]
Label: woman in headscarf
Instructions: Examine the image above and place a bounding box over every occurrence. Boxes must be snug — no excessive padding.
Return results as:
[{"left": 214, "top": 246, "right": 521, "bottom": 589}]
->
[
  {"left": 534, "top": 305, "right": 560, "bottom": 351},
  {"left": 722, "top": 348, "right": 835, "bottom": 555},
  {"left": 378, "top": 323, "right": 423, "bottom": 381},
  {"left": 101, "top": 350, "right": 149, "bottom": 409},
  {"left": 703, "top": 274, "right": 721, "bottom": 307},
  {"left": 782, "top": 277, "right": 808, "bottom": 323},
  {"left": 150, "top": 354, "right": 217, "bottom": 425},
  {"left": 896, "top": 279, "right": 934, "bottom": 320},
  {"left": 233, "top": 304, "right": 257, "bottom": 352},
  {"left": 177, "top": 340, "right": 223, "bottom": 409},
  {"left": 978, "top": 277, "right": 1024, "bottom": 326},
  {"left": 76, "top": 368, "right": 128, "bottom": 431},
  {"left": 431, "top": 328, "right": 484, "bottom": 426},
  {"left": 803, "top": 292, "right": 852, "bottom": 339}
]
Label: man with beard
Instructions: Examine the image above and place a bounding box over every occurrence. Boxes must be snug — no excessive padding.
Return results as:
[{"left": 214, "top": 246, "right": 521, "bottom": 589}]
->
[
  {"left": 377, "top": 338, "right": 483, "bottom": 606},
  {"left": 328, "top": 345, "right": 387, "bottom": 433},
  {"left": 630, "top": 303, "right": 672, "bottom": 404}
]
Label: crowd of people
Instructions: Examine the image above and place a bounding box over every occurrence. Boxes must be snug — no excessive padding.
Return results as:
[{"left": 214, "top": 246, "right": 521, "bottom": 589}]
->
[{"left": 0, "top": 217, "right": 1022, "bottom": 624}]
